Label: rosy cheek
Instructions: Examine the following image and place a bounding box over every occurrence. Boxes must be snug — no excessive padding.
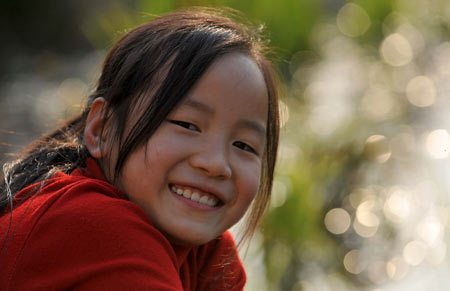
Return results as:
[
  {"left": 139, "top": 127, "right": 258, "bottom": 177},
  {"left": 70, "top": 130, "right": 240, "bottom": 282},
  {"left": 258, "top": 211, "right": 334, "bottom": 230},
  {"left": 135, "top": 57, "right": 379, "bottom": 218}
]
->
[
  {"left": 240, "top": 167, "right": 261, "bottom": 203},
  {"left": 145, "top": 136, "right": 188, "bottom": 161}
]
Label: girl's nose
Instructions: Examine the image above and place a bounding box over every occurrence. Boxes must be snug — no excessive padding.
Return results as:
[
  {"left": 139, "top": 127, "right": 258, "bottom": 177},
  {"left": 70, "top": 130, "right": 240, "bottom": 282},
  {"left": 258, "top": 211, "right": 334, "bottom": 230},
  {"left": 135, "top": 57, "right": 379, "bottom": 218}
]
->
[{"left": 189, "top": 143, "right": 232, "bottom": 179}]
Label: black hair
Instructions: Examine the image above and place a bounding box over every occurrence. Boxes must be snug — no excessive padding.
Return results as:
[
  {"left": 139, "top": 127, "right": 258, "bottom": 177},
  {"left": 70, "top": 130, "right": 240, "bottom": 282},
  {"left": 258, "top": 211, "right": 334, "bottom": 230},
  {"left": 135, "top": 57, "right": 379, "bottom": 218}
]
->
[{"left": 0, "top": 8, "right": 280, "bottom": 242}]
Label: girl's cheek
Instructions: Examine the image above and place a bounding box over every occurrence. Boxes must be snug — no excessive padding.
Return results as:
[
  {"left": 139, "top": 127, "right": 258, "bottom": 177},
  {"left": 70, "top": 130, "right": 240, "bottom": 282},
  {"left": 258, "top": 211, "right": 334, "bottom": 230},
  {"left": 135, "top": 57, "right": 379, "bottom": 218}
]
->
[
  {"left": 236, "top": 160, "right": 262, "bottom": 201},
  {"left": 146, "top": 126, "right": 197, "bottom": 153}
]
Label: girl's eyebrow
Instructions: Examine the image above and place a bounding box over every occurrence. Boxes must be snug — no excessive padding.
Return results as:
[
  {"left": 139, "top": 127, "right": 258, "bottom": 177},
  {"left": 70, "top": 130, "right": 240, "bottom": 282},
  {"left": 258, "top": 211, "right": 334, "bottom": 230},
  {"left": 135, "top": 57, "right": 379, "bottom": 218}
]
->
[
  {"left": 181, "top": 98, "right": 214, "bottom": 115},
  {"left": 182, "top": 97, "right": 267, "bottom": 139}
]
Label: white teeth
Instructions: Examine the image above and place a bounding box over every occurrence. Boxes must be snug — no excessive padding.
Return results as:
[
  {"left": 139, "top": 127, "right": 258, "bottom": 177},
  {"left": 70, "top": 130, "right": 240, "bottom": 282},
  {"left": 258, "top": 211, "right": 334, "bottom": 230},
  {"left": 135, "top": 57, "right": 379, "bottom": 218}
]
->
[
  {"left": 208, "top": 198, "right": 218, "bottom": 207},
  {"left": 182, "top": 189, "right": 191, "bottom": 198},
  {"left": 171, "top": 185, "right": 218, "bottom": 207},
  {"left": 199, "top": 195, "right": 209, "bottom": 204},
  {"left": 191, "top": 192, "right": 200, "bottom": 202}
]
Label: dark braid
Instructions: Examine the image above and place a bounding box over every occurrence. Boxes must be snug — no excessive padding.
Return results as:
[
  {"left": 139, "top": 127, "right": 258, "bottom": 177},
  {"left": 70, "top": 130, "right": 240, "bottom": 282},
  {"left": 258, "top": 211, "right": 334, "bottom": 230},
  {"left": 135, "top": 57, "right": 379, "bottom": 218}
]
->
[{"left": 0, "top": 114, "right": 90, "bottom": 211}]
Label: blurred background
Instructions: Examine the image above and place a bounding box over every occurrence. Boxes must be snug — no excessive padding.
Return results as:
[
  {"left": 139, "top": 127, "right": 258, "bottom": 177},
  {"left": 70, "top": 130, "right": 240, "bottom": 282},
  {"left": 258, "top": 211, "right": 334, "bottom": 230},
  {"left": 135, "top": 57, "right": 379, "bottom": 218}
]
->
[{"left": 1, "top": 0, "right": 450, "bottom": 290}]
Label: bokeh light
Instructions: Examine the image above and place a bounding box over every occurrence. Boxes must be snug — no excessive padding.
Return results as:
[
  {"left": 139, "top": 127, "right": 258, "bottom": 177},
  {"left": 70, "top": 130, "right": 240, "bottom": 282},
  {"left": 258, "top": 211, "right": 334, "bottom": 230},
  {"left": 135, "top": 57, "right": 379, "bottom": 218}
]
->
[
  {"left": 406, "top": 75, "right": 436, "bottom": 107},
  {"left": 386, "top": 257, "right": 409, "bottom": 280},
  {"left": 383, "top": 187, "right": 411, "bottom": 224},
  {"left": 336, "top": 3, "right": 371, "bottom": 37},
  {"left": 425, "top": 129, "right": 450, "bottom": 159},
  {"left": 380, "top": 33, "right": 413, "bottom": 66},
  {"left": 353, "top": 217, "right": 379, "bottom": 238},
  {"left": 324, "top": 208, "right": 351, "bottom": 234},
  {"left": 356, "top": 200, "right": 380, "bottom": 228},
  {"left": 344, "top": 250, "right": 366, "bottom": 274},
  {"left": 364, "top": 135, "right": 392, "bottom": 163},
  {"left": 403, "top": 240, "right": 427, "bottom": 266},
  {"left": 416, "top": 216, "right": 442, "bottom": 247}
]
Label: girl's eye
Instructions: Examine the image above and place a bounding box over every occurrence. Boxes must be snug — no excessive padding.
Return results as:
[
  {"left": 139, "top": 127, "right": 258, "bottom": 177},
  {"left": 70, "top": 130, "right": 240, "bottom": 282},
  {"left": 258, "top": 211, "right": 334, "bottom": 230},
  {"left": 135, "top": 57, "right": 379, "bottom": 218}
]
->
[
  {"left": 233, "top": 141, "right": 257, "bottom": 155},
  {"left": 169, "top": 120, "right": 200, "bottom": 132}
]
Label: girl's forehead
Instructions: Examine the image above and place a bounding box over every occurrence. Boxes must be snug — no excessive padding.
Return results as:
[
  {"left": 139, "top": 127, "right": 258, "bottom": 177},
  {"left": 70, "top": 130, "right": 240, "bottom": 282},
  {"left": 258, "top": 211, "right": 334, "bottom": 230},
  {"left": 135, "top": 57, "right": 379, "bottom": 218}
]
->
[
  {"left": 195, "top": 53, "right": 267, "bottom": 101},
  {"left": 207, "top": 53, "right": 265, "bottom": 84},
  {"left": 178, "top": 52, "right": 268, "bottom": 126}
]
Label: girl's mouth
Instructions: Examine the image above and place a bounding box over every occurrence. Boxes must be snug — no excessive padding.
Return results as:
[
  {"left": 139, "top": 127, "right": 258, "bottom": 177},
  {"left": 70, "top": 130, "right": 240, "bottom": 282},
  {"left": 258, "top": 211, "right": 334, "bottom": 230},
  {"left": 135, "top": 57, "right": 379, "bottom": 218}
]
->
[{"left": 169, "top": 184, "right": 221, "bottom": 207}]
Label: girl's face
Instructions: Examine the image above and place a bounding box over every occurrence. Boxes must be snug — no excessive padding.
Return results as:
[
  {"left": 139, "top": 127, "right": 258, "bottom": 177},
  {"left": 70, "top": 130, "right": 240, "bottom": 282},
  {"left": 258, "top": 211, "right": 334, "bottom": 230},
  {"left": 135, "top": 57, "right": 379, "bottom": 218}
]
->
[{"left": 117, "top": 53, "right": 268, "bottom": 245}]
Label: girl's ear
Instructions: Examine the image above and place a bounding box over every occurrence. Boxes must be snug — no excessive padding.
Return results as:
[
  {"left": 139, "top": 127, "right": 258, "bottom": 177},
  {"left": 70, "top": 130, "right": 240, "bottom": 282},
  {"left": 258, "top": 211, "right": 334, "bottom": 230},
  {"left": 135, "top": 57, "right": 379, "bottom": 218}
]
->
[{"left": 84, "top": 97, "right": 109, "bottom": 158}]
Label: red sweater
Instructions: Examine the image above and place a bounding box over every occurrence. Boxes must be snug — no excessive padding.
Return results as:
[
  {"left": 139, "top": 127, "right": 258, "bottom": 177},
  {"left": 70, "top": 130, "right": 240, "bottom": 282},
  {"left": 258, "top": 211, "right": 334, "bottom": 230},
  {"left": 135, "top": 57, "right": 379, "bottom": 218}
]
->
[{"left": 0, "top": 159, "right": 246, "bottom": 290}]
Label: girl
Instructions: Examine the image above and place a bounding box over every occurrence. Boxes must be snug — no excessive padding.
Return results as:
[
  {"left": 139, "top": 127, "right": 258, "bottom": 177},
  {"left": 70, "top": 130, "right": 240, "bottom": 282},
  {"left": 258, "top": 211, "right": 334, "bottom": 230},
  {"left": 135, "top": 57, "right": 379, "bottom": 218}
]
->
[{"left": 0, "top": 8, "right": 279, "bottom": 290}]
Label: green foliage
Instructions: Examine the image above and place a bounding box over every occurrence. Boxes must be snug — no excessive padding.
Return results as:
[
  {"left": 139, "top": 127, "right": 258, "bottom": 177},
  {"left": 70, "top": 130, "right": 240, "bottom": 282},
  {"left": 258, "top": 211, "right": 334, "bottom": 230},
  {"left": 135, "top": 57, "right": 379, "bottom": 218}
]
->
[
  {"left": 80, "top": 0, "right": 323, "bottom": 79},
  {"left": 224, "top": 0, "right": 322, "bottom": 54}
]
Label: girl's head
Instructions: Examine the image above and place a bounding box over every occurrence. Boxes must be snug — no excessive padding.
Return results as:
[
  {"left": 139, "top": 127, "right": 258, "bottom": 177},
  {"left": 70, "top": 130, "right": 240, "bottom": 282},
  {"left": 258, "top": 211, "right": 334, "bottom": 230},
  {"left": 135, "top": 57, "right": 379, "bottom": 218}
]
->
[
  {"left": 84, "top": 8, "right": 280, "bottom": 245},
  {"left": 3, "top": 8, "right": 279, "bottom": 245}
]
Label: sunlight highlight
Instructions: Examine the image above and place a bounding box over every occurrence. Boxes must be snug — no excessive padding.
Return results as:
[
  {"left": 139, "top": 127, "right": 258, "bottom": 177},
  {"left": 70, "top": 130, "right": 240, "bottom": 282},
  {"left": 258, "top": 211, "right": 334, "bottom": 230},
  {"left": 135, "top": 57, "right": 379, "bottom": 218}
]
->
[
  {"left": 403, "top": 240, "right": 427, "bottom": 266},
  {"left": 344, "top": 250, "right": 366, "bottom": 274},
  {"left": 406, "top": 76, "right": 436, "bottom": 107},
  {"left": 383, "top": 187, "right": 411, "bottom": 223},
  {"left": 324, "top": 208, "right": 351, "bottom": 234},
  {"left": 416, "top": 216, "right": 442, "bottom": 247},
  {"left": 380, "top": 33, "right": 413, "bottom": 66},
  {"left": 336, "top": 3, "right": 371, "bottom": 37},
  {"left": 425, "top": 129, "right": 450, "bottom": 159},
  {"left": 386, "top": 257, "right": 409, "bottom": 280},
  {"left": 353, "top": 218, "right": 379, "bottom": 238},
  {"left": 364, "top": 135, "right": 392, "bottom": 163}
]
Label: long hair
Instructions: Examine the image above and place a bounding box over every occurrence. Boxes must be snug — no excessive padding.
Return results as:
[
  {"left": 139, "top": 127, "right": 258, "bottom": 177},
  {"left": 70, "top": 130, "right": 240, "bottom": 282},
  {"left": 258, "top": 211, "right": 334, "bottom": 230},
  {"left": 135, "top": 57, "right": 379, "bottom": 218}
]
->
[{"left": 0, "top": 8, "right": 280, "bottom": 241}]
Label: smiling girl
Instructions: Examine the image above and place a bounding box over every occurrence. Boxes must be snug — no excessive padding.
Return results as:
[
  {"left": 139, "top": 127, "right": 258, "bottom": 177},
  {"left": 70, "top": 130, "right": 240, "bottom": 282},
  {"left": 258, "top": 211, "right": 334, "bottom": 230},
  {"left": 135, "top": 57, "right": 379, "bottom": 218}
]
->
[{"left": 0, "top": 8, "right": 279, "bottom": 290}]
